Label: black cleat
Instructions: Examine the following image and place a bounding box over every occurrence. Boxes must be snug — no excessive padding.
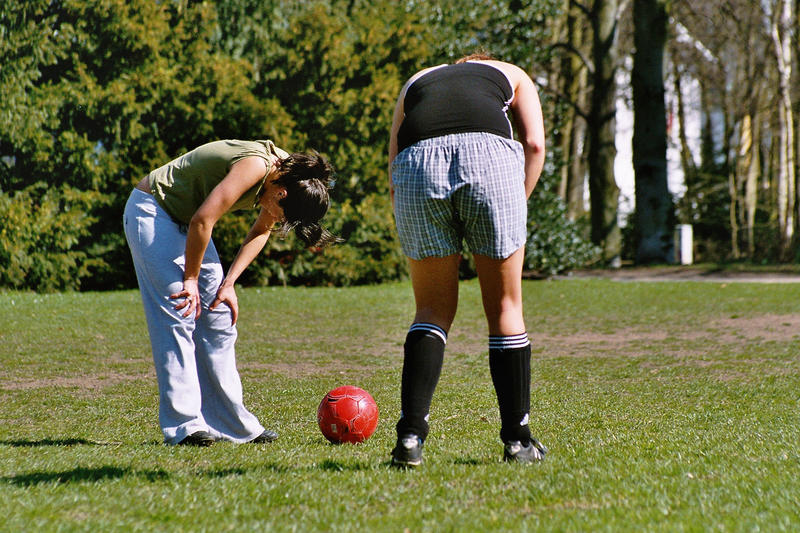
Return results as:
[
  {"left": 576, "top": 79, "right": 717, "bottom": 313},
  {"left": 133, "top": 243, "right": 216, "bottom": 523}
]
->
[
  {"left": 503, "top": 439, "right": 547, "bottom": 463},
  {"left": 249, "top": 429, "right": 279, "bottom": 443},
  {"left": 178, "top": 431, "right": 215, "bottom": 447},
  {"left": 391, "top": 434, "right": 423, "bottom": 468}
]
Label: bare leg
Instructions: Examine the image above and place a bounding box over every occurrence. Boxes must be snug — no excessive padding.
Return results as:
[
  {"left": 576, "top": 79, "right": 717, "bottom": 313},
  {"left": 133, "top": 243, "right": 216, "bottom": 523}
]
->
[
  {"left": 475, "top": 248, "right": 539, "bottom": 452},
  {"left": 474, "top": 247, "right": 526, "bottom": 336},
  {"left": 394, "top": 254, "right": 460, "bottom": 444},
  {"left": 408, "top": 253, "right": 461, "bottom": 332}
]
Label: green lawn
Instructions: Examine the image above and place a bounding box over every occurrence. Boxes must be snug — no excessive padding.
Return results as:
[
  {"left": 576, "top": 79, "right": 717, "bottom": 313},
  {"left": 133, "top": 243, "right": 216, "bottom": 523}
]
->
[{"left": 1, "top": 279, "right": 799, "bottom": 531}]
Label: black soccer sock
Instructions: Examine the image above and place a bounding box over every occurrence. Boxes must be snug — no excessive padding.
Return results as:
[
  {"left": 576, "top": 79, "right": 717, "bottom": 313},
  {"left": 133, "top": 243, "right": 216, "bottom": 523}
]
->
[
  {"left": 489, "top": 333, "right": 532, "bottom": 444},
  {"left": 396, "top": 323, "right": 447, "bottom": 442}
]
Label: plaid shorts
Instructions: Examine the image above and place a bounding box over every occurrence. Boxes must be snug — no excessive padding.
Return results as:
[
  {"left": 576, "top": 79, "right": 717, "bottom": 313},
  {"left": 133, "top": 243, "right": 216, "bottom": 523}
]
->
[{"left": 392, "top": 132, "right": 527, "bottom": 260}]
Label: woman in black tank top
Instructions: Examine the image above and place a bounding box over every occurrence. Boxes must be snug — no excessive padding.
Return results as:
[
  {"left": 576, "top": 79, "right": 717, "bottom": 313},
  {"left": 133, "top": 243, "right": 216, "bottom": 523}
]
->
[{"left": 387, "top": 54, "right": 547, "bottom": 467}]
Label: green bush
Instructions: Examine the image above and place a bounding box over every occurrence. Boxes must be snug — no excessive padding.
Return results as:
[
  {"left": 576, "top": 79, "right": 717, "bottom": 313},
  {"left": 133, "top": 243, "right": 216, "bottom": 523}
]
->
[
  {"left": 0, "top": 184, "right": 108, "bottom": 291},
  {"left": 311, "top": 193, "right": 407, "bottom": 285},
  {"left": 2, "top": 0, "right": 578, "bottom": 292},
  {"left": 525, "top": 183, "right": 600, "bottom": 276}
]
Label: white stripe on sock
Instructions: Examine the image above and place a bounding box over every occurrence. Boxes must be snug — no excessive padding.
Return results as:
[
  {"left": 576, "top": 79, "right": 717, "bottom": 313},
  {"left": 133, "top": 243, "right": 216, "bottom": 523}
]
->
[
  {"left": 409, "top": 322, "right": 447, "bottom": 344},
  {"left": 488, "top": 333, "right": 530, "bottom": 350}
]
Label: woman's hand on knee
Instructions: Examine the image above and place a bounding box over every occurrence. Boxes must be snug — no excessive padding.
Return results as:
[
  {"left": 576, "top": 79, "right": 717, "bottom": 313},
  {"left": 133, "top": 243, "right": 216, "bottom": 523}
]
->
[{"left": 210, "top": 284, "right": 239, "bottom": 325}]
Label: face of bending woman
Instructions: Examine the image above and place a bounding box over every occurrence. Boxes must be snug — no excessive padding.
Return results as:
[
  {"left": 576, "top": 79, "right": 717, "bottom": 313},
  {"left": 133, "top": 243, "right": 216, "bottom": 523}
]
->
[{"left": 258, "top": 179, "right": 287, "bottom": 224}]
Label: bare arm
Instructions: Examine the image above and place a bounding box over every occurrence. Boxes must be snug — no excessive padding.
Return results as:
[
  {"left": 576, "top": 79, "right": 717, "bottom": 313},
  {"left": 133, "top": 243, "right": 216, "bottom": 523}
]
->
[
  {"left": 209, "top": 207, "right": 280, "bottom": 324},
  {"left": 171, "top": 156, "right": 268, "bottom": 318},
  {"left": 491, "top": 61, "right": 546, "bottom": 198}
]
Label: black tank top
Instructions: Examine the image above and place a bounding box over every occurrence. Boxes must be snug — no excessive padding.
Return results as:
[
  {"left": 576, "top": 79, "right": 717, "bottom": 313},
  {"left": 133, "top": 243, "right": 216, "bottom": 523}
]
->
[{"left": 397, "top": 62, "right": 514, "bottom": 153}]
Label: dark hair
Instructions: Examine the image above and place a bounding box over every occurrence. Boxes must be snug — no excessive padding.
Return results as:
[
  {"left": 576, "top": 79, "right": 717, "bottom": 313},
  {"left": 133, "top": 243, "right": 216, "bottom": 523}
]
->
[
  {"left": 455, "top": 51, "right": 495, "bottom": 63},
  {"left": 272, "top": 151, "right": 340, "bottom": 248}
]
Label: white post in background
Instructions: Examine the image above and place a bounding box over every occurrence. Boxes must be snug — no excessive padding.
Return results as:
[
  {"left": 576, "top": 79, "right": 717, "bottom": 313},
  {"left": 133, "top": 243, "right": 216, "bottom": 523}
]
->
[{"left": 675, "top": 224, "right": 693, "bottom": 265}]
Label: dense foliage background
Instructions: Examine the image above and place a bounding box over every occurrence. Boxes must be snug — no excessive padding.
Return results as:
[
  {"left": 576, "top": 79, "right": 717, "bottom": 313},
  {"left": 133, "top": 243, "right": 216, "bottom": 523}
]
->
[
  {"left": 2, "top": 0, "right": 596, "bottom": 291},
  {"left": 5, "top": 1, "right": 800, "bottom": 293}
]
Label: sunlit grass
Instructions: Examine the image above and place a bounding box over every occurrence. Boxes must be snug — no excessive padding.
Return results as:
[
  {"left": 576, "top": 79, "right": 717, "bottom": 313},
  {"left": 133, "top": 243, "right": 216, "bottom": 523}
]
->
[{"left": 1, "top": 280, "right": 799, "bottom": 531}]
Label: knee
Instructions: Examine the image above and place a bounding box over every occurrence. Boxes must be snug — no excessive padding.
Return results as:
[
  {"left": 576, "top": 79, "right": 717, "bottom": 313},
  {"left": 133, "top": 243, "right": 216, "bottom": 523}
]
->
[
  {"left": 484, "top": 298, "right": 524, "bottom": 333},
  {"left": 413, "top": 306, "right": 456, "bottom": 332},
  {"left": 199, "top": 306, "right": 236, "bottom": 334},
  {"left": 484, "top": 294, "right": 522, "bottom": 317}
]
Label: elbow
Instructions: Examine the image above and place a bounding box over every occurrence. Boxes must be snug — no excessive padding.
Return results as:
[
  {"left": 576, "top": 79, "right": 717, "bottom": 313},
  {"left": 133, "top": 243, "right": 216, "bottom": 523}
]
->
[
  {"left": 189, "top": 214, "right": 215, "bottom": 234},
  {"left": 521, "top": 136, "right": 545, "bottom": 156}
]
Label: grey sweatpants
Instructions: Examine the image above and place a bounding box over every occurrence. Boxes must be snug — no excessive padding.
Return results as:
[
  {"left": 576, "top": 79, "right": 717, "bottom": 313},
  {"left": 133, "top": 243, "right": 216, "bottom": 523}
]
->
[{"left": 123, "top": 188, "right": 264, "bottom": 444}]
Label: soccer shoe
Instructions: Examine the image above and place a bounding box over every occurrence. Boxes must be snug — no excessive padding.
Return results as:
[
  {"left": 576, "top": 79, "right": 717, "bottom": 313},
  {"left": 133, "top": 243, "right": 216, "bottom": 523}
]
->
[
  {"left": 391, "top": 434, "right": 423, "bottom": 468},
  {"left": 177, "top": 431, "right": 215, "bottom": 447},
  {"left": 249, "top": 429, "right": 279, "bottom": 443},
  {"left": 503, "top": 439, "right": 547, "bottom": 463}
]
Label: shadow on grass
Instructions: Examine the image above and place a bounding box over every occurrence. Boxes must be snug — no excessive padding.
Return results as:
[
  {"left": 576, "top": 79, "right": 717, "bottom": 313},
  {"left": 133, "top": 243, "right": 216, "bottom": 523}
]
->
[
  {"left": 1, "top": 438, "right": 116, "bottom": 447},
  {"left": 381, "top": 458, "right": 493, "bottom": 469},
  {"left": 2, "top": 466, "right": 248, "bottom": 486},
  {"left": 316, "top": 459, "right": 374, "bottom": 472},
  {"left": 2, "top": 466, "right": 169, "bottom": 486}
]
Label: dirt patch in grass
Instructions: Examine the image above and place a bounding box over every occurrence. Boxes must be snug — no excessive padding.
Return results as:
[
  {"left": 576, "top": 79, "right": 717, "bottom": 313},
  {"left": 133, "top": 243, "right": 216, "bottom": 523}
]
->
[
  {"left": 559, "top": 265, "right": 800, "bottom": 283},
  {"left": 443, "top": 313, "right": 800, "bottom": 361},
  {"left": 709, "top": 314, "right": 800, "bottom": 342},
  {"left": 5, "top": 311, "right": 796, "bottom": 389}
]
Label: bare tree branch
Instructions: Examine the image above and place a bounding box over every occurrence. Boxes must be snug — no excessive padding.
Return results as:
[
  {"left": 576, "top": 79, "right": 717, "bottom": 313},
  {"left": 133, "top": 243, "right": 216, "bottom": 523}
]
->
[
  {"left": 570, "top": 0, "right": 591, "bottom": 17},
  {"left": 549, "top": 42, "right": 595, "bottom": 74}
]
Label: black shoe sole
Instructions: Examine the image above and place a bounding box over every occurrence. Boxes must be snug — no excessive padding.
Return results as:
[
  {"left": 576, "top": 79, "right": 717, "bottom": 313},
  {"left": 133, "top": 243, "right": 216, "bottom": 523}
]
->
[
  {"left": 178, "top": 433, "right": 215, "bottom": 447},
  {"left": 250, "top": 430, "right": 279, "bottom": 443},
  {"left": 390, "top": 458, "right": 422, "bottom": 469}
]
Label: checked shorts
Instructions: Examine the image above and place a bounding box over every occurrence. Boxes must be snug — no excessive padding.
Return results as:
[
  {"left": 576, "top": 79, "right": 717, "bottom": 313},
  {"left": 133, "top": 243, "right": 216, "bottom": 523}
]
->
[{"left": 391, "top": 132, "right": 527, "bottom": 260}]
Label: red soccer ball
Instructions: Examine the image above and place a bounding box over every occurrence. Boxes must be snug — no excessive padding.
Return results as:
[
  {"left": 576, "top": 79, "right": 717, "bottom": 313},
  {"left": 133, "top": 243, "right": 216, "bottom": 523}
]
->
[{"left": 317, "top": 385, "right": 379, "bottom": 444}]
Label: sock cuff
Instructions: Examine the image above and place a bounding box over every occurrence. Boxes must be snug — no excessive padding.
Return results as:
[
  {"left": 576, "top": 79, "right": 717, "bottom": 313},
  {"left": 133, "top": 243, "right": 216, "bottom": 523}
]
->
[
  {"left": 409, "top": 322, "right": 448, "bottom": 344},
  {"left": 489, "top": 332, "right": 530, "bottom": 350}
]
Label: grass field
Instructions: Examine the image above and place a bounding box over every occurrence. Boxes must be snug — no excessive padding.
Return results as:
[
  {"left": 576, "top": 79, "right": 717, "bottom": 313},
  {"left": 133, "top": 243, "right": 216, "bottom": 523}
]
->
[{"left": 1, "top": 279, "right": 799, "bottom": 531}]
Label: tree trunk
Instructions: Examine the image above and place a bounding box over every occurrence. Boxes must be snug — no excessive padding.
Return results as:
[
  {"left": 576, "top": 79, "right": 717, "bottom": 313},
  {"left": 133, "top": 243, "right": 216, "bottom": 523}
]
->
[
  {"left": 587, "top": 0, "right": 622, "bottom": 266},
  {"left": 744, "top": 112, "right": 760, "bottom": 256},
  {"left": 729, "top": 169, "right": 741, "bottom": 259},
  {"left": 771, "top": 0, "right": 796, "bottom": 252},
  {"left": 555, "top": 0, "right": 574, "bottom": 201},
  {"left": 632, "top": 0, "right": 673, "bottom": 263},
  {"left": 729, "top": 92, "right": 745, "bottom": 260},
  {"left": 561, "top": 0, "right": 587, "bottom": 220},
  {"left": 738, "top": 23, "right": 764, "bottom": 260},
  {"left": 567, "top": 101, "right": 588, "bottom": 219},
  {"left": 671, "top": 57, "right": 696, "bottom": 222},
  {"left": 795, "top": 0, "right": 800, "bottom": 235}
]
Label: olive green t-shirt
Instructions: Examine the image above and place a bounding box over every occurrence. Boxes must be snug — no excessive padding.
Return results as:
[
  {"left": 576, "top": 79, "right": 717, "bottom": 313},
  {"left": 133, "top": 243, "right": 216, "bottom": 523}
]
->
[{"left": 147, "top": 139, "right": 289, "bottom": 224}]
